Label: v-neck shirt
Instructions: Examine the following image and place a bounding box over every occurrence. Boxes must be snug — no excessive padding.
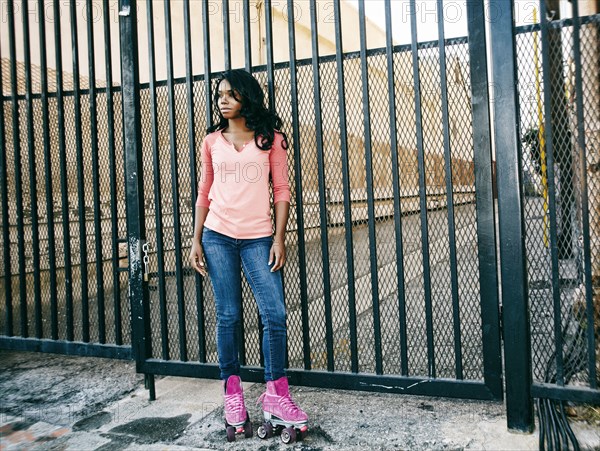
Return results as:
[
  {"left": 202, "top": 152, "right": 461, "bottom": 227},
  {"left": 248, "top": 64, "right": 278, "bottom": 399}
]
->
[
  {"left": 219, "top": 129, "right": 254, "bottom": 152},
  {"left": 196, "top": 130, "right": 291, "bottom": 239}
]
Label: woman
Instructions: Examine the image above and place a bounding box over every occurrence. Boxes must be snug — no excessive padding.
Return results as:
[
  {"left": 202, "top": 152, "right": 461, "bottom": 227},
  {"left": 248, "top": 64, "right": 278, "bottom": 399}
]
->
[{"left": 189, "top": 69, "right": 308, "bottom": 443}]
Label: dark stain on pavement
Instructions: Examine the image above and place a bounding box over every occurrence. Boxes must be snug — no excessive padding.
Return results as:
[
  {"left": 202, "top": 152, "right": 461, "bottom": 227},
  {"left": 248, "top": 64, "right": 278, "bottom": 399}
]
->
[
  {"left": 72, "top": 411, "right": 113, "bottom": 431},
  {"left": 418, "top": 402, "right": 434, "bottom": 411},
  {"left": 0, "top": 419, "right": 36, "bottom": 435},
  {"left": 96, "top": 433, "right": 136, "bottom": 451},
  {"left": 107, "top": 414, "right": 191, "bottom": 443}
]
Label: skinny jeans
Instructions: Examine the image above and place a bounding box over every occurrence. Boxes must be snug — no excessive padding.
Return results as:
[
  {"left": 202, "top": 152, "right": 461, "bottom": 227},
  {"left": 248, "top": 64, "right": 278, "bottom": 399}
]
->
[{"left": 201, "top": 227, "right": 287, "bottom": 381}]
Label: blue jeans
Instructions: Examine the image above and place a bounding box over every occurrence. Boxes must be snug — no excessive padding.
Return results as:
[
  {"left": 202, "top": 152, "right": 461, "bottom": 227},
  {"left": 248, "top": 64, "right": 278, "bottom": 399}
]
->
[{"left": 201, "top": 227, "right": 287, "bottom": 382}]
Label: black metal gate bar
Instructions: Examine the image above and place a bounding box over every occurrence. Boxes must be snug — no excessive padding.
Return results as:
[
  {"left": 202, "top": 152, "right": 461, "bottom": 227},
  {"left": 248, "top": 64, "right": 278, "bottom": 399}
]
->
[
  {"left": 163, "top": 0, "right": 188, "bottom": 362},
  {"left": 145, "top": 0, "right": 168, "bottom": 361},
  {"left": 490, "top": 0, "right": 533, "bottom": 432},
  {"left": 120, "top": 0, "right": 150, "bottom": 368},
  {"left": 223, "top": 0, "right": 231, "bottom": 72},
  {"left": 436, "top": 0, "right": 463, "bottom": 380},
  {"left": 243, "top": 0, "right": 252, "bottom": 72},
  {"left": 22, "top": 0, "right": 42, "bottom": 339},
  {"left": 286, "top": 0, "right": 311, "bottom": 371},
  {"left": 532, "top": 383, "right": 600, "bottom": 404},
  {"left": 182, "top": 0, "right": 205, "bottom": 365},
  {"left": 0, "top": 337, "right": 132, "bottom": 359},
  {"left": 466, "top": 0, "right": 502, "bottom": 400},
  {"left": 202, "top": 0, "right": 213, "bottom": 125},
  {"left": 289, "top": 371, "right": 495, "bottom": 398},
  {"left": 69, "top": 1, "right": 91, "bottom": 342},
  {"left": 6, "top": 0, "right": 27, "bottom": 338},
  {"left": 384, "top": 0, "right": 408, "bottom": 378},
  {"left": 52, "top": 0, "right": 74, "bottom": 342},
  {"left": 358, "top": 0, "right": 383, "bottom": 375},
  {"left": 333, "top": 0, "right": 359, "bottom": 375},
  {"left": 409, "top": 0, "right": 435, "bottom": 378},
  {"left": 539, "top": 0, "right": 566, "bottom": 386},
  {"left": 195, "top": 266, "right": 207, "bottom": 364},
  {"left": 515, "top": 12, "right": 599, "bottom": 32},
  {"left": 102, "top": 0, "right": 122, "bottom": 346},
  {"left": 256, "top": 19, "right": 266, "bottom": 372},
  {"left": 309, "top": 0, "right": 334, "bottom": 372},
  {"left": 139, "top": 358, "right": 498, "bottom": 399},
  {"left": 237, "top": 8, "right": 253, "bottom": 369},
  {"left": 86, "top": 0, "right": 106, "bottom": 344},
  {"left": 198, "top": 0, "right": 214, "bottom": 364},
  {"left": 572, "top": 0, "right": 597, "bottom": 389},
  {"left": 246, "top": 0, "right": 262, "bottom": 366},
  {"left": 38, "top": 0, "right": 58, "bottom": 341},
  {"left": 0, "top": 36, "right": 12, "bottom": 338},
  {"left": 265, "top": 0, "right": 275, "bottom": 110}
]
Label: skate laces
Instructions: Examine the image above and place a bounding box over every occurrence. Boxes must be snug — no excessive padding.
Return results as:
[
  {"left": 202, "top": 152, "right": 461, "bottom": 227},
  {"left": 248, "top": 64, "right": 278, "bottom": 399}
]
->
[
  {"left": 280, "top": 393, "right": 303, "bottom": 415},
  {"left": 225, "top": 392, "right": 244, "bottom": 416},
  {"left": 257, "top": 392, "right": 301, "bottom": 412}
]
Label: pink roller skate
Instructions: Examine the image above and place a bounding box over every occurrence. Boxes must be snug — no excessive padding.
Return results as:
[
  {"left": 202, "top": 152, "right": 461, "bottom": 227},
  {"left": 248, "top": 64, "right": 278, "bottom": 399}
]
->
[
  {"left": 222, "top": 375, "right": 252, "bottom": 442},
  {"left": 257, "top": 376, "right": 308, "bottom": 444}
]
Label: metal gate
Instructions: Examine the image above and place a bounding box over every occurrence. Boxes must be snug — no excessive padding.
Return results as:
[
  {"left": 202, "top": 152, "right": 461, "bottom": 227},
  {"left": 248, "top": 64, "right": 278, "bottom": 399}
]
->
[
  {"left": 0, "top": 0, "right": 131, "bottom": 359},
  {"left": 1, "top": 0, "right": 598, "bottom": 433},
  {"left": 492, "top": 0, "right": 600, "bottom": 430},
  {"left": 121, "top": 0, "right": 502, "bottom": 403}
]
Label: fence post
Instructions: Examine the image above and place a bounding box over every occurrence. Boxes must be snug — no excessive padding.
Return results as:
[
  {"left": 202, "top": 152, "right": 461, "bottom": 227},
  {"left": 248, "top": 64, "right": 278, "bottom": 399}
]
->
[
  {"left": 488, "top": 0, "right": 534, "bottom": 432},
  {"left": 119, "top": 0, "right": 151, "bottom": 370},
  {"left": 466, "top": 0, "right": 503, "bottom": 401}
]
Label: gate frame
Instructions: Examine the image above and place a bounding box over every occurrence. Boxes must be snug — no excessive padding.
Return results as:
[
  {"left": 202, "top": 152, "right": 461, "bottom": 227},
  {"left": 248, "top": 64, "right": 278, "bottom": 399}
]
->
[
  {"left": 467, "top": 0, "right": 503, "bottom": 402},
  {"left": 117, "top": 0, "right": 504, "bottom": 404},
  {"left": 119, "top": 0, "right": 152, "bottom": 381},
  {"left": 488, "top": 0, "right": 535, "bottom": 433},
  {"left": 490, "top": 0, "right": 600, "bottom": 432}
]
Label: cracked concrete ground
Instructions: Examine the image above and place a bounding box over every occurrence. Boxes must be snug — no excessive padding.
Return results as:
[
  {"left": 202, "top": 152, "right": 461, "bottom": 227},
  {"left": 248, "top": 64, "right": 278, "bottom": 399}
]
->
[
  {"left": 0, "top": 349, "right": 559, "bottom": 450},
  {"left": 1, "top": 350, "right": 599, "bottom": 450}
]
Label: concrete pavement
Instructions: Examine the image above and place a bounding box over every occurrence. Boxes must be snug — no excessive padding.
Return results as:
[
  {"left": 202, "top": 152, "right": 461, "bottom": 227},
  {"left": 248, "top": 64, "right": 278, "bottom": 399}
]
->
[{"left": 1, "top": 350, "right": 598, "bottom": 450}]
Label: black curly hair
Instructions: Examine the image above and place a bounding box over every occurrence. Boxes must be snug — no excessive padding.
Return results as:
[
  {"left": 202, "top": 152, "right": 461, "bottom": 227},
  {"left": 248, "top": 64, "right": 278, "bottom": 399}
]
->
[{"left": 207, "top": 69, "right": 288, "bottom": 151}]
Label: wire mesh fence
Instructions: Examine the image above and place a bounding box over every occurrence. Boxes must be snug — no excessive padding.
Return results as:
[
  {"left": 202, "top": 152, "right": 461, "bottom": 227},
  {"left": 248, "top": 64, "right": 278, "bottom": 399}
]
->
[
  {"left": 516, "top": 15, "right": 599, "bottom": 389},
  {"left": 1, "top": 2, "right": 597, "bottom": 400},
  {"left": 1, "top": 35, "right": 488, "bottom": 383},
  {"left": 1, "top": 86, "right": 130, "bottom": 346}
]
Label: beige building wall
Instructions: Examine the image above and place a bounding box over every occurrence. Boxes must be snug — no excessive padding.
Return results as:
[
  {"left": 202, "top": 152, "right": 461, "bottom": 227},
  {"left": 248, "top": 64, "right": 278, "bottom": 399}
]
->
[
  {"left": 0, "top": 0, "right": 120, "bottom": 91},
  {"left": 1, "top": 0, "right": 390, "bottom": 90}
]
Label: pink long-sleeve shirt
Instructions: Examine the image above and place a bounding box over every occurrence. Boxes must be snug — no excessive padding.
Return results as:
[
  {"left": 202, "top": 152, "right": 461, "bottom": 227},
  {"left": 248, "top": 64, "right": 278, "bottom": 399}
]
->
[{"left": 195, "top": 129, "right": 291, "bottom": 239}]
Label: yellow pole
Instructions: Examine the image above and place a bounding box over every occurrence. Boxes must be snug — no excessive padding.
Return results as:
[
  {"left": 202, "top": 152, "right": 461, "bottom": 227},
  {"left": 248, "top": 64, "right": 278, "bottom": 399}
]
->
[{"left": 534, "top": 8, "right": 550, "bottom": 247}]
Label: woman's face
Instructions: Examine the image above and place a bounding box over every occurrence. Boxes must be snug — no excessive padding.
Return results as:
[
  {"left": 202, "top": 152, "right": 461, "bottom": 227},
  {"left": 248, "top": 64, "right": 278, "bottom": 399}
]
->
[{"left": 217, "top": 79, "right": 243, "bottom": 120}]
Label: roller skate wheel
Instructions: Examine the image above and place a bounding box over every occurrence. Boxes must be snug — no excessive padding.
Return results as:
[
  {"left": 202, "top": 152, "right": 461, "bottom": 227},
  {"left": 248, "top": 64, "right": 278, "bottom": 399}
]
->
[
  {"left": 244, "top": 420, "right": 253, "bottom": 439},
  {"left": 226, "top": 426, "right": 236, "bottom": 442},
  {"left": 257, "top": 422, "right": 273, "bottom": 440},
  {"left": 281, "top": 426, "right": 296, "bottom": 444}
]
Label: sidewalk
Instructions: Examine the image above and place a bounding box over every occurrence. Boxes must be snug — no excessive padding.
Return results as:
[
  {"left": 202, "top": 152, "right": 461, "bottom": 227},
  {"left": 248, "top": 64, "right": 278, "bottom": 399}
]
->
[{"left": 1, "top": 350, "right": 597, "bottom": 450}]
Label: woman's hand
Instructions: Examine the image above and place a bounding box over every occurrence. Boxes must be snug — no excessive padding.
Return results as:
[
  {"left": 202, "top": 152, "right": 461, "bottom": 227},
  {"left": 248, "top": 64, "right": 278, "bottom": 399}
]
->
[
  {"left": 269, "top": 237, "right": 286, "bottom": 272},
  {"left": 189, "top": 239, "right": 208, "bottom": 277}
]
